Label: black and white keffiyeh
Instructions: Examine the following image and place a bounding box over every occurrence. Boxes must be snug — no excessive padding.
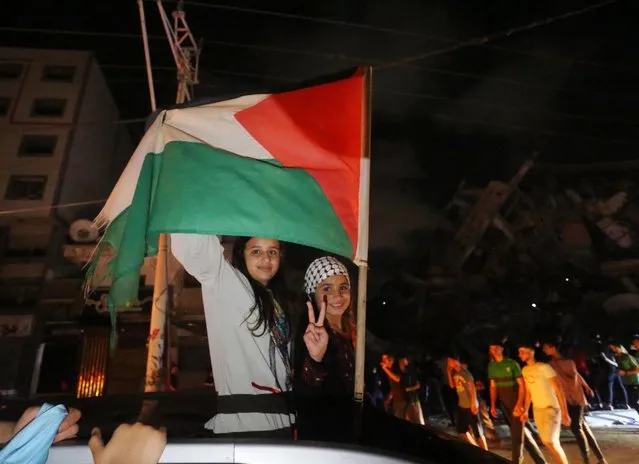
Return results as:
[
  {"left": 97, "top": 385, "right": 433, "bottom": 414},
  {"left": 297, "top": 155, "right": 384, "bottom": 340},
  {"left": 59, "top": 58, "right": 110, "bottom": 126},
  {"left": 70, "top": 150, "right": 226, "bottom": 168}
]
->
[{"left": 304, "top": 256, "right": 350, "bottom": 296}]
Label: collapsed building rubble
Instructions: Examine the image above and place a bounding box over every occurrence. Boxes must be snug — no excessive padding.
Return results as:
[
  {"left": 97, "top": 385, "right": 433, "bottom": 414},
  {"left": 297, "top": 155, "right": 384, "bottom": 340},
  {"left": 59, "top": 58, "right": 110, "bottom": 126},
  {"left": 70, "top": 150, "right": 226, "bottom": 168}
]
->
[
  {"left": 371, "top": 158, "right": 639, "bottom": 350},
  {"left": 435, "top": 158, "right": 639, "bottom": 291}
]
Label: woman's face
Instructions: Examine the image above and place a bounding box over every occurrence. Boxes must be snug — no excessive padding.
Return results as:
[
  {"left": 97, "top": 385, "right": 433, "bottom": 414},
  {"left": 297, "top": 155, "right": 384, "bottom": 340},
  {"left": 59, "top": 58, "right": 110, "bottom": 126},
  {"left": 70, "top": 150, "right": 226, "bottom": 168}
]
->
[
  {"left": 243, "top": 238, "right": 280, "bottom": 285},
  {"left": 314, "top": 274, "right": 350, "bottom": 320}
]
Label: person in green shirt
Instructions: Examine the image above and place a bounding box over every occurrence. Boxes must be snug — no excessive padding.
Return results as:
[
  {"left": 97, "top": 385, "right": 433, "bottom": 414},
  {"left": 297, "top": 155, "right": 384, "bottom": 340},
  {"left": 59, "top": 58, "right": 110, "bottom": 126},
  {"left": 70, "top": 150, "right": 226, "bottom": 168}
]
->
[
  {"left": 488, "top": 341, "right": 546, "bottom": 464},
  {"left": 609, "top": 342, "right": 639, "bottom": 414}
]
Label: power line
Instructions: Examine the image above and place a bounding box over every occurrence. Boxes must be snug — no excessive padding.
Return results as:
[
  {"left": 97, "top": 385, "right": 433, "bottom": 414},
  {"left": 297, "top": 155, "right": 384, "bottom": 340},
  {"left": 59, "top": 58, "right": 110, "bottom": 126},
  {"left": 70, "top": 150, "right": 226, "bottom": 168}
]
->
[
  {"left": 0, "top": 199, "right": 105, "bottom": 216},
  {"left": 378, "top": 89, "right": 639, "bottom": 126},
  {"left": 0, "top": 113, "right": 632, "bottom": 184},
  {"left": 0, "top": 68, "right": 632, "bottom": 146},
  {"left": 375, "top": 0, "right": 623, "bottom": 70},
  {"left": 535, "top": 159, "right": 639, "bottom": 173},
  {"left": 106, "top": 77, "right": 220, "bottom": 90},
  {"left": 102, "top": 58, "right": 639, "bottom": 104},
  {"left": 0, "top": 59, "right": 632, "bottom": 141},
  {"left": 0, "top": 26, "right": 161, "bottom": 40},
  {"left": 3, "top": 26, "right": 637, "bottom": 102},
  {"left": 101, "top": 65, "right": 639, "bottom": 126},
  {"left": 104, "top": 64, "right": 299, "bottom": 83},
  {"left": 427, "top": 112, "right": 635, "bottom": 145},
  {"left": 0, "top": 117, "right": 146, "bottom": 132},
  {"left": 169, "top": 0, "right": 635, "bottom": 74},
  {"left": 1, "top": 99, "right": 632, "bottom": 148}
]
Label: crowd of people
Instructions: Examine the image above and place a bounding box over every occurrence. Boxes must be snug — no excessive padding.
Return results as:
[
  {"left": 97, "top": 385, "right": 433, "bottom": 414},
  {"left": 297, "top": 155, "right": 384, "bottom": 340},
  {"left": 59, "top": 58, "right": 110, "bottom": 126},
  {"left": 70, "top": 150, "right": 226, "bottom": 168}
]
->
[
  {"left": 370, "top": 333, "right": 639, "bottom": 464},
  {"left": 2, "top": 232, "right": 638, "bottom": 463},
  {"left": 1, "top": 234, "right": 362, "bottom": 461}
]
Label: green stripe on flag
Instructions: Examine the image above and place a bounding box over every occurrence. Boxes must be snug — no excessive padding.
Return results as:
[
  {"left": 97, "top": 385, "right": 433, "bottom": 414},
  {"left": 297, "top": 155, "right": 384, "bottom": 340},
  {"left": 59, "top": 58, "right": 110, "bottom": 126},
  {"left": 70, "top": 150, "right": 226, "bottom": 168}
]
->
[
  {"left": 149, "top": 141, "right": 353, "bottom": 252},
  {"left": 91, "top": 140, "right": 353, "bottom": 315}
]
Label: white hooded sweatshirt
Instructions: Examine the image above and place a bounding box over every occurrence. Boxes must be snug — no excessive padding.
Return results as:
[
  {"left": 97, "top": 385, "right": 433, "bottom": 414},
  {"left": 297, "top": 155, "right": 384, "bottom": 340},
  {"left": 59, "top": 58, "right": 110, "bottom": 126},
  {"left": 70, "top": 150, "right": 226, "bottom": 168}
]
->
[{"left": 171, "top": 234, "right": 292, "bottom": 434}]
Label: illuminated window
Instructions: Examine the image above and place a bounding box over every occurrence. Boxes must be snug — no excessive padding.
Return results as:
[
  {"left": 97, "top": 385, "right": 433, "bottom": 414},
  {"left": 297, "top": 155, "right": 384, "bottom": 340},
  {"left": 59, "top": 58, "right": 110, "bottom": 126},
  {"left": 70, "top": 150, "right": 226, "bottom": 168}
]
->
[{"left": 76, "top": 332, "right": 108, "bottom": 398}]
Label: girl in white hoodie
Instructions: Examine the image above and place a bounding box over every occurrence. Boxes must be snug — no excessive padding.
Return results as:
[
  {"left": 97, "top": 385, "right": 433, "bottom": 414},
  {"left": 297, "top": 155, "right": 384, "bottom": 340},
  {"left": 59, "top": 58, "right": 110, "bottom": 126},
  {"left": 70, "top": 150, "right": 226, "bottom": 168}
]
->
[{"left": 171, "top": 234, "right": 295, "bottom": 437}]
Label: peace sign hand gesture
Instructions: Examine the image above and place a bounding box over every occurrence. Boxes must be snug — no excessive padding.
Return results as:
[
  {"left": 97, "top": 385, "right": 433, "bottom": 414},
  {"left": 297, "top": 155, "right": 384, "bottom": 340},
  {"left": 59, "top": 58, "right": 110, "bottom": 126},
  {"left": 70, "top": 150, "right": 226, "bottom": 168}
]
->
[{"left": 303, "top": 300, "right": 329, "bottom": 363}]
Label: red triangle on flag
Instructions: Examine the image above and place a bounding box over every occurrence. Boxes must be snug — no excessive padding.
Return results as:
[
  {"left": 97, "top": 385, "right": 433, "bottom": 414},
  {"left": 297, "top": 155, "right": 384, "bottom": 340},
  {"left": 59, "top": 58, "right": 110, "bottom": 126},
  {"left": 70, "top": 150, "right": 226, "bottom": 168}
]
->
[{"left": 235, "top": 71, "right": 365, "bottom": 252}]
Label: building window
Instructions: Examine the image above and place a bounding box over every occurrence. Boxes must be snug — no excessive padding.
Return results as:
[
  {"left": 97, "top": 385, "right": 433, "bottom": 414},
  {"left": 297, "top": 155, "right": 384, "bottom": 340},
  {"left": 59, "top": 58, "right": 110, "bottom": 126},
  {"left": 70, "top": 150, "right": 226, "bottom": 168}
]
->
[
  {"left": 4, "top": 175, "right": 47, "bottom": 200},
  {"left": 0, "top": 97, "right": 10, "bottom": 116},
  {"left": 18, "top": 135, "right": 58, "bottom": 157},
  {"left": 31, "top": 98, "right": 67, "bottom": 118},
  {"left": 42, "top": 65, "right": 76, "bottom": 83},
  {"left": 0, "top": 62, "right": 23, "bottom": 80}
]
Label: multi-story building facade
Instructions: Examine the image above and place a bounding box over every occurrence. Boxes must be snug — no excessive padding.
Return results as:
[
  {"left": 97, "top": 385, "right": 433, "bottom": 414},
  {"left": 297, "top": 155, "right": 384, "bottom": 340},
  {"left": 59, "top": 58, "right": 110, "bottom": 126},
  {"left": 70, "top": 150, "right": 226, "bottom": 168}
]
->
[
  {"left": 0, "top": 48, "right": 132, "bottom": 397},
  {"left": 62, "top": 236, "right": 230, "bottom": 397}
]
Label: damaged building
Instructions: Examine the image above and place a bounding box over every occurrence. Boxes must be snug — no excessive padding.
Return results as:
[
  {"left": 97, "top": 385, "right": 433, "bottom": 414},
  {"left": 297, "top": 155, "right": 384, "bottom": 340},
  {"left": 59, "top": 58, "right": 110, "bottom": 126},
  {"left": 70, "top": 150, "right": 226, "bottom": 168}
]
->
[{"left": 370, "top": 158, "right": 639, "bottom": 350}]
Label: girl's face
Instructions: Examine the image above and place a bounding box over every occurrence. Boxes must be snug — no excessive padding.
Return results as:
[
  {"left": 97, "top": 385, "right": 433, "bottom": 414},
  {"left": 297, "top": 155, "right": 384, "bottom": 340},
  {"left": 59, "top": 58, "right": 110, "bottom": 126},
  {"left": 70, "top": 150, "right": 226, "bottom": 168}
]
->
[
  {"left": 314, "top": 274, "right": 351, "bottom": 320},
  {"left": 243, "top": 238, "right": 280, "bottom": 285}
]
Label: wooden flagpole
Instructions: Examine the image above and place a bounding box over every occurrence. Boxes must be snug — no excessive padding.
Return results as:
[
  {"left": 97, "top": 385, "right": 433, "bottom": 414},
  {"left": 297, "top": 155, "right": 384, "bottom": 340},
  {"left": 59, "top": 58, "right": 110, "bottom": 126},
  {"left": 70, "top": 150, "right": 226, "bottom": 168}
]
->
[
  {"left": 354, "top": 66, "right": 373, "bottom": 404},
  {"left": 138, "top": 0, "right": 200, "bottom": 422}
]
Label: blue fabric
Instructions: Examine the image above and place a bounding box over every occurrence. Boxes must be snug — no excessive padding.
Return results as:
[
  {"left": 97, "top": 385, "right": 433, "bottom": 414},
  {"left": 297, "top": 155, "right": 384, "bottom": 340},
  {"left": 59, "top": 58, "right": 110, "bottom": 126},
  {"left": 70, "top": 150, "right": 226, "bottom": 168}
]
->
[{"left": 0, "top": 403, "right": 67, "bottom": 464}]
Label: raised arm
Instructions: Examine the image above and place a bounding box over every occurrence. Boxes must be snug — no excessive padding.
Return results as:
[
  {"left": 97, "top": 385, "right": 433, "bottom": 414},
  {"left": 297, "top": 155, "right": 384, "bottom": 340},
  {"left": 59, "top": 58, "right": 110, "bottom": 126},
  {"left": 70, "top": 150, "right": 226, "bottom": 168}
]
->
[
  {"left": 382, "top": 365, "right": 401, "bottom": 384},
  {"left": 600, "top": 352, "right": 618, "bottom": 368},
  {"left": 170, "top": 234, "right": 227, "bottom": 285}
]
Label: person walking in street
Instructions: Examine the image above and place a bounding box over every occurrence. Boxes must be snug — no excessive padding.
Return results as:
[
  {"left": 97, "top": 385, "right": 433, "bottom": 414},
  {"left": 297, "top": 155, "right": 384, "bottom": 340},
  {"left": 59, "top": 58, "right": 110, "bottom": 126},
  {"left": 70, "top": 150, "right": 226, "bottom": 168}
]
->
[
  {"left": 488, "top": 341, "right": 546, "bottom": 464},
  {"left": 609, "top": 341, "right": 639, "bottom": 414},
  {"left": 398, "top": 356, "right": 426, "bottom": 425},
  {"left": 380, "top": 354, "right": 407, "bottom": 419},
  {"left": 598, "top": 341, "right": 629, "bottom": 410},
  {"left": 518, "top": 342, "right": 571, "bottom": 464},
  {"left": 447, "top": 355, "right": 488, "bottom": 450},
  {"left": 542, "top": 341, "right": 608, "bottom": 464}
]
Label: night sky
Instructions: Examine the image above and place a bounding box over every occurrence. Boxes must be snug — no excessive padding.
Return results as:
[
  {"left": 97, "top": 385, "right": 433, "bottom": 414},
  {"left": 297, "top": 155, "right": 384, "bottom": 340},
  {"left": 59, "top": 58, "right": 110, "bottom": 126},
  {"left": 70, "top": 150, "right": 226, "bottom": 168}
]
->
[{"left": 3, "top": 0, "right": 638, "bottom": 264}]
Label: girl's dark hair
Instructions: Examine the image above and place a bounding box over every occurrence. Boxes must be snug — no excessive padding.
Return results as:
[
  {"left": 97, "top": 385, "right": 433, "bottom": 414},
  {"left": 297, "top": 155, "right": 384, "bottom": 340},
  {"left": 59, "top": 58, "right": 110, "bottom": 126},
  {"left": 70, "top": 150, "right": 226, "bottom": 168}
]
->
[{"left": 232, "top": 236, "right": 293, "bottom": 337}]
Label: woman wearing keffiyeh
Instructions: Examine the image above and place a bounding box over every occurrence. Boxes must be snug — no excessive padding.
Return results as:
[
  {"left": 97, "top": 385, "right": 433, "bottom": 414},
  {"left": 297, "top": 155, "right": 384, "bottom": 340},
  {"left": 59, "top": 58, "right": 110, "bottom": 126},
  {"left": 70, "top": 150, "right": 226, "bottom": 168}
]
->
[{"left": 294, "top": 256, "right": 356, "bottom": 442}]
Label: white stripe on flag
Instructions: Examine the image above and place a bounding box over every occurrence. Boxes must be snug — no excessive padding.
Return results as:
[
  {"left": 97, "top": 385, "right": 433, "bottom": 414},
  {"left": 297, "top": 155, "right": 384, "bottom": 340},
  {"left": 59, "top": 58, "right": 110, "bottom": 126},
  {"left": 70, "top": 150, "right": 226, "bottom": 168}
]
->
[{"left": 97, "top": 94, "right": 273, "bottom": 225}]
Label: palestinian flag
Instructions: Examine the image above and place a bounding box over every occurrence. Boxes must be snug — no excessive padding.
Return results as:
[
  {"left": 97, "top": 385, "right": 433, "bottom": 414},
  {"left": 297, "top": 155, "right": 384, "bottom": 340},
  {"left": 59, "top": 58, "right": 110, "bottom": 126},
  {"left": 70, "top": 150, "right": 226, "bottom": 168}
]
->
[{"left": 87, "top": 67, "right": 371, "bottom": 311}]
